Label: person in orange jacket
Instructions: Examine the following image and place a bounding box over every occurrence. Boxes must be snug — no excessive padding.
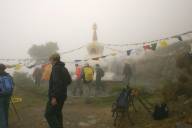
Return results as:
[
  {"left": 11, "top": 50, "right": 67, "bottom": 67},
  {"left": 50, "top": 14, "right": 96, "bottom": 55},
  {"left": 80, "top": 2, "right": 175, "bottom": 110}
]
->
[{"left": 73, "top": 64, "right": 83, "bottom": 96}]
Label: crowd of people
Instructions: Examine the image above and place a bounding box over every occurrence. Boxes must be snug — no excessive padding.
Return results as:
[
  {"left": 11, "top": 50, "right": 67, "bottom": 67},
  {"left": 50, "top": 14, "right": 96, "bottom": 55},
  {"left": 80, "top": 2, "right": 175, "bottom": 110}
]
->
[
  {"left": 0, "top": 52, "right": 133, "bottom": 128},
  {"left": 73, "top": 63, "right": 105, "bottom": 98}
]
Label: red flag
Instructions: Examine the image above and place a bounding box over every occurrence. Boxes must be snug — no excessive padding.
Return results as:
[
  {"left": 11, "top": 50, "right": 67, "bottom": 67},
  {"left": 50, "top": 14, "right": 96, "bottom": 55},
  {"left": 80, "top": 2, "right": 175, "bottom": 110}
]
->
[{"left": 143, "top": 43, "right": 151, "bottom": 51}]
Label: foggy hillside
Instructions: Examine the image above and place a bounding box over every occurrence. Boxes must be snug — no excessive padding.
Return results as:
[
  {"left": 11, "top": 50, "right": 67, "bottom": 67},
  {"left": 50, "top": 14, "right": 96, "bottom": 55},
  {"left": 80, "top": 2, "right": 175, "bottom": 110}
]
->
[{"left": 131, "top": 40, "right": 192, "bottom": 88}]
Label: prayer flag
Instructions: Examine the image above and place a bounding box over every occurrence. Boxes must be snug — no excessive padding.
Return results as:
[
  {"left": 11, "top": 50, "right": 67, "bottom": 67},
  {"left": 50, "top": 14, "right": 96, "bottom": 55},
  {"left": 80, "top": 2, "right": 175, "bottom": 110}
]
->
[
  {"left": 143, "top": 43, "right": 151, "bottom": 51},
  {"left": 75, "top": 60, "right": 82, "bottom": 62},
  {"left": 101, "top": 55, "right": 107, "bottom": 58},
  {"left": 127, "top": 49, "right": 132, "bottom": 56},
  {"left": 172, "top": 35, "right": 183, "bottom": 41},
  {"left": 92, "top": 57, "right": 100, "bottom": 60},
  {"left": 15, "top": 64, "right": 22, "bottom": 71},
  {"left": 111, "top": 53, "right": 117, "bottom": 56},
  {"left": 27, "top": 64, "right": 36, "bottom": 69},
  {"left": 41, "top": 64, "right": 52, "bottom": 81},
  {"left": 150, "top": 43, "right": 157, "bottom": 51},
  {"left": 160, "top": 40, "right": 168, "bottom": 48}
]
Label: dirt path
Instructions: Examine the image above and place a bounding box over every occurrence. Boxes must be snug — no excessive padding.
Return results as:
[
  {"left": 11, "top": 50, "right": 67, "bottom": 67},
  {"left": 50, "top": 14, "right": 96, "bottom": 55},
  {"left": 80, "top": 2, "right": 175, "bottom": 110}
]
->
[
  {"left": 9, "top": 85, "right": 115, "bottom": 128},
  {"left": 10, "top": 97, "right": 114, "bottom": 128}
]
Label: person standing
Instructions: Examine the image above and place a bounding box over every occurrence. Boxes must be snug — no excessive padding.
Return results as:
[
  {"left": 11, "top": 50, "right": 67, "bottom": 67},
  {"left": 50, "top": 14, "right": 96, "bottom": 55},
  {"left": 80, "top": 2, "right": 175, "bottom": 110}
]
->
[
  {"left": 0, "top": 64, "right": 14, "bottom": 128},
  {"left": 45, "top": 53, "right": 72, "bottom": 128},
  {"left": 82, "top": 63, "right": 94, "bottom": 102},
  {"left": 32, "top": 65, "right": 42, "bottom": 86},
  {"left": 95, "top": 64, "right": 105, "bottom": 95},
  {"left": 73, "top": 64, "right": 83, "bottom": 96},
  {"left": 122, "top": 63, "right": 132, "bottom": 86}
]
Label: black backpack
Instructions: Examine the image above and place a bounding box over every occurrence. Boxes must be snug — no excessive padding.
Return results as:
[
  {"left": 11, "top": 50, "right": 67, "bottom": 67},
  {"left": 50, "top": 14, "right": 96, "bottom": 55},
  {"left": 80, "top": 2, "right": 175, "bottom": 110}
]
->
[
  {"left": 0, "top": 74, "right": 14, "bottom": 95},
  {"left": 152, "top": 103, "right": 169, "bottom": 120},
  {"left": 62, "top": 67, "right": 72, "bottom": 86},
  {"left": 116, "top": 89, "right": 131, "bottom": 108}
]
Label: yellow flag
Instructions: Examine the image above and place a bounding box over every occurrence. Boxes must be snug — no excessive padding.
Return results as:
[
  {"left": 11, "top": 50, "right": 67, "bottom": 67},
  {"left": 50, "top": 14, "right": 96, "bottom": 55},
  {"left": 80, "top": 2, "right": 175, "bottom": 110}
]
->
[
  {"left": 15, "top": 64, "right": 22, "bottom": 70},
  {"left": 11, "top": 96, "right": 22, "bottom": 103},
  {"left": 160, "top": 40, "right": 168, "bottom": 48},
  {"left": 111, "top": 53, "right": 117, "bottom": 56},
  {"left": 41, "top": 64, "right": 52, "bottom": 81}
]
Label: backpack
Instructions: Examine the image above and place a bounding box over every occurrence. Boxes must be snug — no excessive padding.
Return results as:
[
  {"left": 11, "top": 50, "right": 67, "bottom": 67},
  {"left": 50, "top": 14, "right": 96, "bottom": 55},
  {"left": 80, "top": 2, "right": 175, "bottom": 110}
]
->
[
  {"left": 0, "top": 75, "right": 14, "bottom": 95},
  {"left": 152, "top": 103, "right": 169, "bottom": 120},
  {"left": 63, "top": 67, "right": 72, "bottom": 86},
  {"left": 100, "top": 69, "right": 104, "bottom": 77},
  {"left": 83, "top": 67, "right": 94, "bottom": 83},
  {"left": 116, "top": 89, "right": 130, "bottom": 108}
]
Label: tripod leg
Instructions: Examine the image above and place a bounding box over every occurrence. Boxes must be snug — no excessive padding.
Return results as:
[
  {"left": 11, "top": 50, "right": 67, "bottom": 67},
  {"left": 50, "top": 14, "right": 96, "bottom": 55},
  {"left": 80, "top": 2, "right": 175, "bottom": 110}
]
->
[
  {"left": 117, "top": 113, "right": 123, "bottom": 128},
  {"left": 137, "top": 97, "right": 152, "bottom": 114},
  {"left": 114, "top": 112, "right": 119, "bottom": 127},
  {"left": 131, "top": 98, "right": 137, "bottom": 112},
  {"left": 11, "top": 100, "right": 21, "bottom": 121},
  {"left": 9, "top": 104, "right": 14, "bottom": 113},
  {"left": 126, "top": 111, "right": 134, "bottom": 126}
]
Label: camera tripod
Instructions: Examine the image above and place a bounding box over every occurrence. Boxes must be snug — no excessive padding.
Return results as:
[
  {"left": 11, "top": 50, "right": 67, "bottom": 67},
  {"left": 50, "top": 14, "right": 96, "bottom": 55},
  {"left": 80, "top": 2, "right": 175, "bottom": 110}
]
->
[
  {"left": 112, "top": 86, "right": 153, "bottom": 128},
  {"left": 10, "top": 98, "right": 22, "bottom": 121}
]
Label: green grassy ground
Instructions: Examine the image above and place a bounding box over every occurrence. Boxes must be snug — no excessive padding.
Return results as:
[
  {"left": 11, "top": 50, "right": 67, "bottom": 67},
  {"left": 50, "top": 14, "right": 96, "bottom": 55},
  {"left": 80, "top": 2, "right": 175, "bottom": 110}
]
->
[{"left": 8, "top": 73, "right": 192, "bottom": 128}]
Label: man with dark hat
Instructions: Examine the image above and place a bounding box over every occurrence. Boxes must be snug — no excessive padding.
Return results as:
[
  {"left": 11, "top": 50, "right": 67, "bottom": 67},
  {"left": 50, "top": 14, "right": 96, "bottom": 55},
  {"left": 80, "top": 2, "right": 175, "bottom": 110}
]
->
[
  {"left": 0, "top": 64, "right": 14, "bottom": 128},
  {"left": 45, "top": 53, "right": 72, "bottom": 128}
]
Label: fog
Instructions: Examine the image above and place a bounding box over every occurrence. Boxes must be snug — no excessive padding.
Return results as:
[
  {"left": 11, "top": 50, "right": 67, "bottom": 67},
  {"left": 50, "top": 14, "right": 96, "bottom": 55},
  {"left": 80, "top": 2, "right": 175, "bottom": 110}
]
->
[{"left": 0, "top": 0, "right": 192, "bottom": 60}]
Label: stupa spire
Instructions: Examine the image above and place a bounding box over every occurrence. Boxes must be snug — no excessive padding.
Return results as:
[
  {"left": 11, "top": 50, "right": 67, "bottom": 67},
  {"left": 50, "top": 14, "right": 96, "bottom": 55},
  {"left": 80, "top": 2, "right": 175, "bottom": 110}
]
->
[
  {"left": 92, "top": 23, "right": 97, "bottom": 42},
  {"left": 87, "top": 23, "right": 104, "bottom": 59}
]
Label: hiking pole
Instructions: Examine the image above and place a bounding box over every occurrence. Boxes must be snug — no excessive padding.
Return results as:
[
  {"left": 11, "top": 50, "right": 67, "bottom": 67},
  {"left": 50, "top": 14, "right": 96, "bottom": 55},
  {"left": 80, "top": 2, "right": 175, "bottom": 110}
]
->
[{"left": 10, "top": 99, "right": 22, "bottom": 121}]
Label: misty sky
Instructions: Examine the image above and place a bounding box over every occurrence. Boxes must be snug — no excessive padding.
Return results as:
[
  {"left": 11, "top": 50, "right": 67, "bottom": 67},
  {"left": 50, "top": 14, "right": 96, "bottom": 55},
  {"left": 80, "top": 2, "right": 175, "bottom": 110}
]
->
[{"left": 0, "top": 0, "right": 192, "bottom": 60}]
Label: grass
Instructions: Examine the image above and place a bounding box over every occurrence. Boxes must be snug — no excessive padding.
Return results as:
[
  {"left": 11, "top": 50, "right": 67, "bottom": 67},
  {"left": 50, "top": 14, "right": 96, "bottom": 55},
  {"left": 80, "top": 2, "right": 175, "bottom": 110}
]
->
[
  {"left": 110, "top": 85, "right": 123, "bottom": 94},
  {"left": 13, "top": 72, "right": 48, "bottom": 97},
  {"left": 9, "top": 72, "right": 192, "bottom": 128},
  {"left": 91, "top": 96, "right": 117, "bottom": 107}
]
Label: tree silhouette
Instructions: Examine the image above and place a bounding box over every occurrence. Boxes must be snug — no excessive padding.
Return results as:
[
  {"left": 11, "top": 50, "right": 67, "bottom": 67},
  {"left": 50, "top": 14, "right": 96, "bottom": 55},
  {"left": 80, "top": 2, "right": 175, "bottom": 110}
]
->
[{"left": 28, "top": 42, "right": 59, "bottom": 63}]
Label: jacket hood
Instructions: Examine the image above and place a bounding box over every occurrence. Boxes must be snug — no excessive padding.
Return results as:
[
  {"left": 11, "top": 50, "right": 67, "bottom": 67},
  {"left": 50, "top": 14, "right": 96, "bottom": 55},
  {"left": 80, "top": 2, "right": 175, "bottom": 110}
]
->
[
  {"left": 0, "top": 72, "right": 8, "bottom": 76},
  {"left": 55, "top": 61, "right": 65, "bottom": 67}
]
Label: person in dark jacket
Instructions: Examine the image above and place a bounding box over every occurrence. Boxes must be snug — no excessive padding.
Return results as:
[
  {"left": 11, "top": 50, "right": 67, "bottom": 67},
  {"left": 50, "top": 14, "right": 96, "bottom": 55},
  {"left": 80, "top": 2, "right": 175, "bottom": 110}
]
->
[
  {"left": 45, "top": 53, "right": 72, "bottom": 128},
  {"left": 0, "top": 64, "right": 13, "bottom": 128},
  {"left": 32, "top": 66, "right": 42, "bottom": 86},
  {"left": 95, "top": 64, "right": 105, "bottom": 95},
  {"left": 123, "top": 63, "right": 132, "bottom": 86}
]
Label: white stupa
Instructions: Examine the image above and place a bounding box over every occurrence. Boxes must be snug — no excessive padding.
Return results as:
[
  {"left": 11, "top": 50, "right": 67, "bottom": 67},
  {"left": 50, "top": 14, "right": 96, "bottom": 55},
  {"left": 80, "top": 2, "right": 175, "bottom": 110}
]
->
[{"left": 87, "top": 23, "right": 104, "bottom": 60}]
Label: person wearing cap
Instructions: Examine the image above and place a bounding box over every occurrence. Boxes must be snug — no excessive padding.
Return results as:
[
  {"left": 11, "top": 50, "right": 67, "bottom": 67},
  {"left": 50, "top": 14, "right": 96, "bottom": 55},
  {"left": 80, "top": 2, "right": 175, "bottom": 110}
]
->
[
  {"left": 44, "top": 53, "right": 72, "bottom": 128},
  {"left": 0, "top": 64, "right": 13, "bottom": 128}
]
